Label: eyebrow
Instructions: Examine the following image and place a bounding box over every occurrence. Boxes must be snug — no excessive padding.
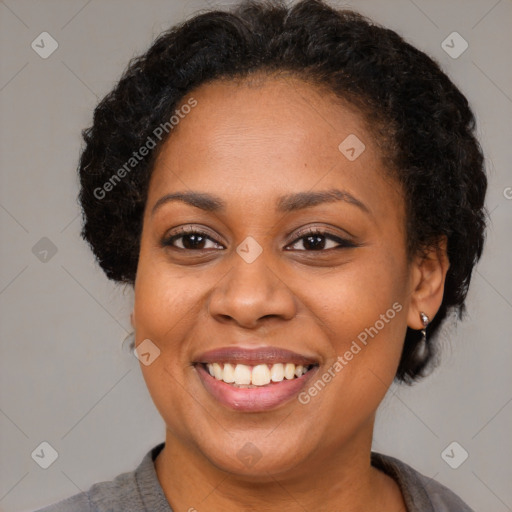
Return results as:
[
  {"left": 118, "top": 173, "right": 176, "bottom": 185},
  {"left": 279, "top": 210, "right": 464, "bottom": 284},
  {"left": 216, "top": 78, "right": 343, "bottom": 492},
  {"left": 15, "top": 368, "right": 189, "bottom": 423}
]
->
[{"left": 151, "top": 188, "right": 370, "bottom": 216}]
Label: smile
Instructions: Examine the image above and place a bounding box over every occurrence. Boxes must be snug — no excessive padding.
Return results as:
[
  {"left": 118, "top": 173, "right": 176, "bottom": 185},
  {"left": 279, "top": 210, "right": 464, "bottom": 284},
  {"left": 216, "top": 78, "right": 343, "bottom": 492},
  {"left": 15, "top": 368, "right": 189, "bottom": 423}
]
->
[
  {"left": 204, "top": 362, "right": 315, "bottom": 387},
  {"left": 193, "top": 346, "right": 320, "bottom": 412}
]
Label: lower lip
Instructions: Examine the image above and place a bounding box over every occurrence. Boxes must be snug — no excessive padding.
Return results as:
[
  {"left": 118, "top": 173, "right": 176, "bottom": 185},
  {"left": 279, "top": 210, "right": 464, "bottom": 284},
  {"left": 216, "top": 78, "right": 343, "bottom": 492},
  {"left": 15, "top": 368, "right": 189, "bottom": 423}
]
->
[{"left": 195, "top": 364, "right": 319, "bottom": 412}]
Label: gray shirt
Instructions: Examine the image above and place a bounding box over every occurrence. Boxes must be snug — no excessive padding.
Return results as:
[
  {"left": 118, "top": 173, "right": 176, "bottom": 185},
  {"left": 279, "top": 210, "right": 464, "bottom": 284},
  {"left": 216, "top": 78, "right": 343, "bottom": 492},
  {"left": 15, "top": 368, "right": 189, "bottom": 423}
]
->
[{"left": 35, "top": 443, "right": 475, "bottom": 511}]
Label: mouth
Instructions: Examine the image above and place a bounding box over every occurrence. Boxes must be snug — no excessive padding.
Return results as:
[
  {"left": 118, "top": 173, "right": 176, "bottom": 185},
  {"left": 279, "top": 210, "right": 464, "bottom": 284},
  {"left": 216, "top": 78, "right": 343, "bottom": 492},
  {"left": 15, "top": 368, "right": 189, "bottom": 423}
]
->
[
  {"left": 193, "top": 346, "right": 320, "bottom": 412},
  {"left": 201, "top": 361, "right": 316, "bottom": 387}
]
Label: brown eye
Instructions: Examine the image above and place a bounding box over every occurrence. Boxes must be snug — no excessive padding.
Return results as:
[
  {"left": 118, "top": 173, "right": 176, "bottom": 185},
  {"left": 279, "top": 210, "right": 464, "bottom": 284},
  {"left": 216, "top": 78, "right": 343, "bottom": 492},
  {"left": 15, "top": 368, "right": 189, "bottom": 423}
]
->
[
  {"left": 163, "top": 230, "right": 224, "bottom": 250},
  {"left": 286, "top": 230, "right": 357, "bottom": 251}
]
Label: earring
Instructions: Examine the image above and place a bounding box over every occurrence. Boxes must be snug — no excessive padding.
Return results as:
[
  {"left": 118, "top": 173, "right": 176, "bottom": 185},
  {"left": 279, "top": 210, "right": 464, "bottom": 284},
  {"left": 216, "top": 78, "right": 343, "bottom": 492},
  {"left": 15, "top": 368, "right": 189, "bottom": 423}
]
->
[
  {"left": 420, "top": 312, "right": 429, "bottom": 343},
  {"left": 413, "top": 312, "right": 430, "bottom": 361}
]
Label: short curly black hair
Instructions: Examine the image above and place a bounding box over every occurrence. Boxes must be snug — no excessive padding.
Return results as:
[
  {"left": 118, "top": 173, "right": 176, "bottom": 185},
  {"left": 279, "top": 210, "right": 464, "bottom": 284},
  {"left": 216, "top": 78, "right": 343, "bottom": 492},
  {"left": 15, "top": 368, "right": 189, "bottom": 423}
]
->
[{"left": 78, "top": 0, "right": 487, "bottom": 383}]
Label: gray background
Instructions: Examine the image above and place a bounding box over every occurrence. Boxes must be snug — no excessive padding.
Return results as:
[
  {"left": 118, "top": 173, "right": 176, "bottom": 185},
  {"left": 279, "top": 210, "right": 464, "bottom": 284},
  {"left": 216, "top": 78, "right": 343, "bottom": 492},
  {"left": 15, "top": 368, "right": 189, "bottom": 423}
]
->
[{"left": 0, "top": 0, "right": 511, "bottom": 510}]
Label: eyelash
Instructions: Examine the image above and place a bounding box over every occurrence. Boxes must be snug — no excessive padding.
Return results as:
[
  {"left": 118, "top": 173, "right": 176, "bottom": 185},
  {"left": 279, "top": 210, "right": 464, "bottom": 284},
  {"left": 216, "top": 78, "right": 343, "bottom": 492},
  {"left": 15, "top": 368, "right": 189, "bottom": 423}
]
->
[{"left": 162, "top": 227, "right": 357, "bottom": 251}]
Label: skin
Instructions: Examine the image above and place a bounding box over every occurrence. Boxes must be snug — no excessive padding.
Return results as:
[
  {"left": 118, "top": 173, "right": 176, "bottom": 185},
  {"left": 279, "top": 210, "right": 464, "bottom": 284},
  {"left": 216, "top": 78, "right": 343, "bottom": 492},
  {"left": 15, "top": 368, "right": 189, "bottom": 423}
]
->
[{"left": 131, "top": 73, "right": 449, "bottom": 511}]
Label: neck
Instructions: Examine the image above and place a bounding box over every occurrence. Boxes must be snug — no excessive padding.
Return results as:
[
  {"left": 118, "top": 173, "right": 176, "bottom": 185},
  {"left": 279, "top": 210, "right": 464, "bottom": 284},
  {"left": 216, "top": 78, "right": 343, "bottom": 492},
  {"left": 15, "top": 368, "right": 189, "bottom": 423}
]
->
[{"left": 154, "top": 421, "right": 406, "bottom": 511}]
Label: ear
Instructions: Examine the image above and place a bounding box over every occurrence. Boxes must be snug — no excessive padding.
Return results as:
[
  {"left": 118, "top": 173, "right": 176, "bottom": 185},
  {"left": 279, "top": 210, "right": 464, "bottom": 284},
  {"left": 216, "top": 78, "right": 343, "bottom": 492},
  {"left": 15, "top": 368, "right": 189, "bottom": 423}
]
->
[{"left": 407, "top": 237, "right": 450, "bottom": 329}]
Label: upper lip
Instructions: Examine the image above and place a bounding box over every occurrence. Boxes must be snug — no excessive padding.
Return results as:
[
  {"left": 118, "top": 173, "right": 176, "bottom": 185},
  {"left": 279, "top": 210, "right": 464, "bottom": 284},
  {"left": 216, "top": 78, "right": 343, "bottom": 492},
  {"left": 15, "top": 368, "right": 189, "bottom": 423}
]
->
[{"left": 194, "top": 346, "right": 320, "bottom": 366}]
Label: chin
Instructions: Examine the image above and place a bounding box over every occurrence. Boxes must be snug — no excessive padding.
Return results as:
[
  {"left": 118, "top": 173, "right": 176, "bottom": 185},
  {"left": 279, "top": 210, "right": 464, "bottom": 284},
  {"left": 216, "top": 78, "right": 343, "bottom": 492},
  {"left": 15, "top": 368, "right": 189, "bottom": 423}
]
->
[{"left": 194, "top": 429, "right": 316, "bottom": 479}]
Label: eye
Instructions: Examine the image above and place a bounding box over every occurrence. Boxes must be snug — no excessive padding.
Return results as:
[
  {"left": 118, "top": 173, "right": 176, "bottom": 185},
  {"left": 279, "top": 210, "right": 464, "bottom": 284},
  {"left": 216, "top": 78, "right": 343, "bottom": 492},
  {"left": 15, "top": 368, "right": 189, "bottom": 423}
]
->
[
  {"left": 286, "top": 228, "right": 357, "bottom": 251},
  {"left": 162, "top": 226, "right": 357, "bottom": 252},
  {"left": 162, "top": 228, "right": 224, "bottom": 251}
]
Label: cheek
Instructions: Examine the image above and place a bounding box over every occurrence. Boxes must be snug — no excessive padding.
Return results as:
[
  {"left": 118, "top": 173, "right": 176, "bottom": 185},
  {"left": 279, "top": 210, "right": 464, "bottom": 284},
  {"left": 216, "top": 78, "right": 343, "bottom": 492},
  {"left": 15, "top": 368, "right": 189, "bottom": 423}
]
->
[
  {"left": 302, "top": 247, "right": 410, "bottom": 386},
  {"left": 132, "top": 251, "right": 208, "bottom": 436},
  {"left": 306, "top": 250, "right": 408, "bottom": 338},
  {"left": 132, "top": 247, "right": 204, "bottom": 399},
  {"left": 133, "top": 246, "right": 205, "bottom": 339},
  {"left": 293, "top": 283, "right": 408, "bottom": 444}
]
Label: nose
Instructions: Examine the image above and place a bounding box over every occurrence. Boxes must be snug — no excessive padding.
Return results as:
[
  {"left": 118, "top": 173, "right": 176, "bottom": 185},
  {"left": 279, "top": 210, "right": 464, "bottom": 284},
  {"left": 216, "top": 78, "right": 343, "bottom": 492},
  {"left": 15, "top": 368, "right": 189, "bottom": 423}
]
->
[{"left": 207, "top": 252, "right": 297, "bottom": 329}]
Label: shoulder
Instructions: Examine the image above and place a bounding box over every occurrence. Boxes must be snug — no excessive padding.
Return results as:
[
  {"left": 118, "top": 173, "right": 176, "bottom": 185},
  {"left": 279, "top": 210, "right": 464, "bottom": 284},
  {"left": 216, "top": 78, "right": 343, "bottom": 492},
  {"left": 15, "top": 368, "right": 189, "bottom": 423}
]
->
[
  {"left": 33, "top": 468, "right": 140, "bottom": 512},
  {"left": 371, "top": 452, "right": 475, "bottom": 512},
  {"left": 34, "top": 443, "right": 167, "bottom": 512},
  {"left": 34, "top": 491, "right": 93, "bottom": 512}
]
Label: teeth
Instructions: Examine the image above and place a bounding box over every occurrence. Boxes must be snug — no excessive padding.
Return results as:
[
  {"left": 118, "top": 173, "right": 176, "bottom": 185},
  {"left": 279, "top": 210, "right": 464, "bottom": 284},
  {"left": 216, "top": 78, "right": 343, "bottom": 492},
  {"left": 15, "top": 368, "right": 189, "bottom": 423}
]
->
[
  {"left": 205, "top": 362, "right": 313, "bottom": 387},
  {"left": 234, "top": 364, "right": 252, "bottom": 385},
  {"left": 270, "top": 363, "right": 284, "bottom": 382},
  {"left": 213, "top": 363, "right": 223, "bottom": 380},
  {"left": 252, "top": 364, "right": 271, "bottom": 386},
  {"left": 223, "top": 363, "right": 235, "bottom": 383},
  {"left": 284, "top": 363, "right": 295, "bottom": 380}
]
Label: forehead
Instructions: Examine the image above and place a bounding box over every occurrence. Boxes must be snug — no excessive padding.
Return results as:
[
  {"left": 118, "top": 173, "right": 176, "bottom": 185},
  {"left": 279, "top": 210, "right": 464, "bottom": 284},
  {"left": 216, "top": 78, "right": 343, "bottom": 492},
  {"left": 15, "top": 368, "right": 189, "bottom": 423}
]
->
[{"left": 148, "top": 75, "right": 399, "bottom": 217}]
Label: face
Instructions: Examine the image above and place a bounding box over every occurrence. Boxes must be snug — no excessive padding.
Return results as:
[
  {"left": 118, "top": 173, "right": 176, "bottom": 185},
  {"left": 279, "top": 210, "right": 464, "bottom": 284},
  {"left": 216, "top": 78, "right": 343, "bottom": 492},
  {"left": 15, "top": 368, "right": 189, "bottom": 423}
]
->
[{"left": 133, "top": 75, "right": 417, "bottom": 478}]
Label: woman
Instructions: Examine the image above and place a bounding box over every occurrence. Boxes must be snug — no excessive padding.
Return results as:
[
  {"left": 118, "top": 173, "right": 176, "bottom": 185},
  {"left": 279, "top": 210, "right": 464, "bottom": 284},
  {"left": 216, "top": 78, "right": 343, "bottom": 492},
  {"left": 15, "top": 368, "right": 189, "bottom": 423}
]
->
[{"left": 37, "top": 0, "right": 486, "bottom": 510}]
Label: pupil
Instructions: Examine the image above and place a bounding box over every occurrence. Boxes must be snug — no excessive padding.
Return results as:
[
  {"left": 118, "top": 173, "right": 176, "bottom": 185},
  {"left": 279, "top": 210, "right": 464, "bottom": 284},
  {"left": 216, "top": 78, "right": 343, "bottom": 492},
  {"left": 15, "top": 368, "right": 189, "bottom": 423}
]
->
[
  {"left": 304, "top": 235, "right": 325, "bottom": 250},
  {"left": 183, "top": 234, "right": 205, "bottom": 249}
]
